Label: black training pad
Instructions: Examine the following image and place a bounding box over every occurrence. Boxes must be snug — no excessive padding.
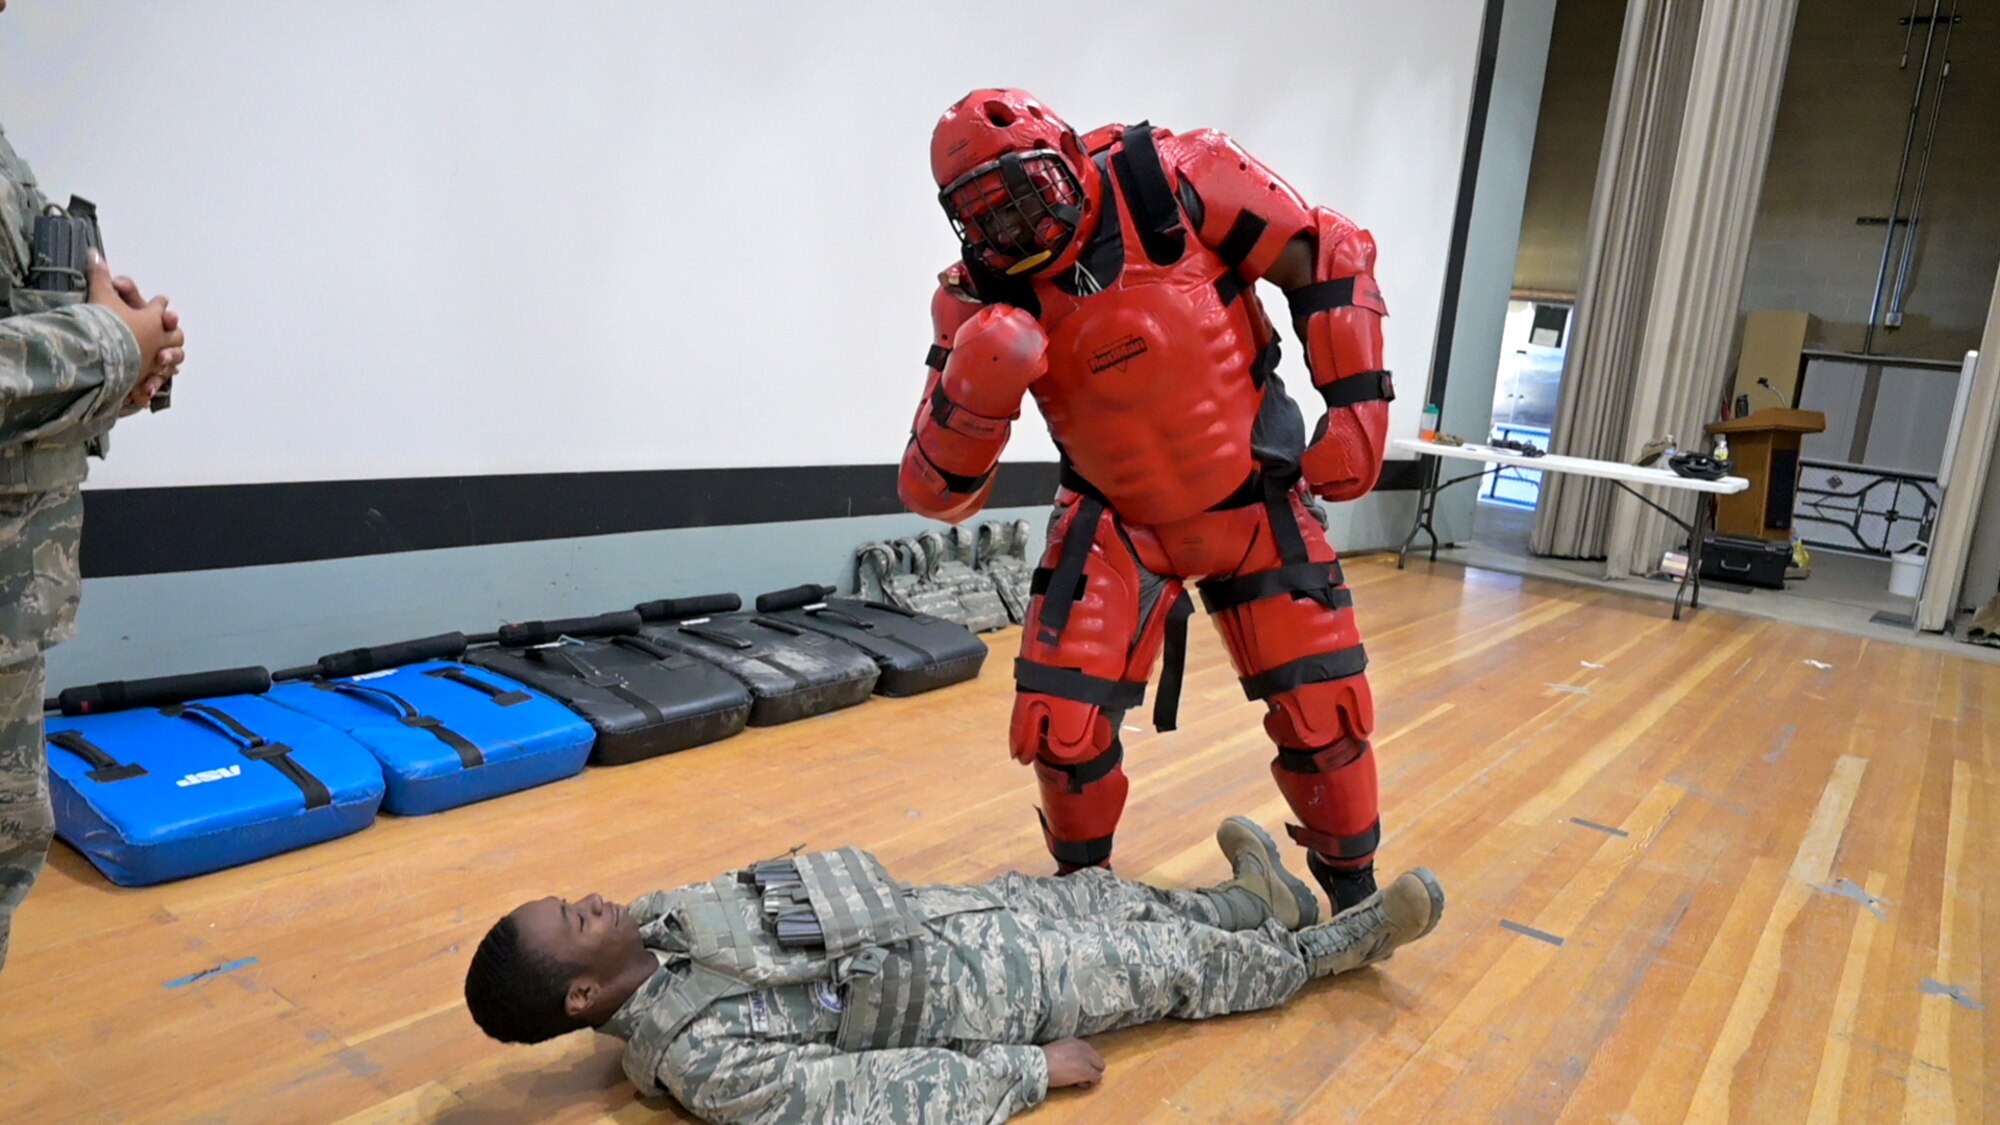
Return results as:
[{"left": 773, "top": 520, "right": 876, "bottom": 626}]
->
[
  {"left": 465, "top": 636, "right": 752, "bottom": 765},
  {"left": 636, "top": 614, "right": 880, "bottom": 726},
  {"left": 755, "top": 597, "right": 986, "bottom": 697}
]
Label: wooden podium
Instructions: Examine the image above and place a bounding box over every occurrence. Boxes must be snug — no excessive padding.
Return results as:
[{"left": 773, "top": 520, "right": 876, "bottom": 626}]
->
[{"left": 1705, "top": 408, "right": 1826, "bottom": 541}]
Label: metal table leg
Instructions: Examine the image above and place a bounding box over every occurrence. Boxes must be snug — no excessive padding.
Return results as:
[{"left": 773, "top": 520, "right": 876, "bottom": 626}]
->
[{"left": 1397, "top": 455, "right": 1441, "bottom": 570}]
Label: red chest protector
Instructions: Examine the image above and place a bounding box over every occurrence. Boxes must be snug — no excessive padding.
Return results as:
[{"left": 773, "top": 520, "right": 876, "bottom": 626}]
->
[{"left": 990, "top": 125, "right": 1307, "bottom": 527}]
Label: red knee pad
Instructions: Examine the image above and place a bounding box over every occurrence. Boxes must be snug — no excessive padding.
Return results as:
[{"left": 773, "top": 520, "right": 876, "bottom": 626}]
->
[
  {"left": 1270, "top": 740, "right": 1380, "bottom": 860},
  {"left": 1263, "top": 676, "right": 1375, "bottom": 750},
  {"left": 1034, "top": 742, "right": 1128, "bottom": 870}
]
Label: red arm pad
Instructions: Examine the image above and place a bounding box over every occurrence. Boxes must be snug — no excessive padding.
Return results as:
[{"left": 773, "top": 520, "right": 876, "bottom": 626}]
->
[
  {"left": 898, "top": 272, "right": 1044, "bottom": 521},
  {"left": 1170, "top": 129, "right": 1315, "bottom": 281},
  {"left": 1292, "top": 209, "right": 1392, "bottom": 502}
]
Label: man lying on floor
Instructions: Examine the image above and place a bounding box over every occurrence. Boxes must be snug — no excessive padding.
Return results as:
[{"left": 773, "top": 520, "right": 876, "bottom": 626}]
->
[{"left": 463, "top": 817, "right": 1444, "bottom": 1124}]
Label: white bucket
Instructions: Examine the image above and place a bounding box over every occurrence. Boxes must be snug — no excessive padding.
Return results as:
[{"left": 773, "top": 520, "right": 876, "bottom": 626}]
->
[{"left": 1888, "top": 548, "right": 1928, "bottom": 599}]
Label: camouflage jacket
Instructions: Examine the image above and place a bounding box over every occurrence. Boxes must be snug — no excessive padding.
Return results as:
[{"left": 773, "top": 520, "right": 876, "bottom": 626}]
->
[
  {"left": 1, "top": 120, "right": 141, "bottom": 663},
  {"left": 601, "top": 863, "right": 1051, "bottom": 1124}
]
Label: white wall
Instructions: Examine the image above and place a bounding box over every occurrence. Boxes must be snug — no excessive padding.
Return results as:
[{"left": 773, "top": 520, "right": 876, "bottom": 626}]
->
[{"left": 2, "top": 1, "right": 1482, "bottom": 489}]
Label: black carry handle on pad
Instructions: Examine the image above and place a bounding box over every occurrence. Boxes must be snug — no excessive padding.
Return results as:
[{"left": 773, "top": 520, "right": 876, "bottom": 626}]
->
[
  {"left": 634, "top": 593, "right": 742, "bottom": 622},
  {"left": 497, "top": 611, "right": 643, "bottom": 647},
  {"left": 315, "top": 632, "right": 470, "bottom": 679},
  {"left": 755, "top": 584, "right": 837, "bottom": 614},
  {"left": 57, "top": 666, "right": 274, "bottom": 717}
]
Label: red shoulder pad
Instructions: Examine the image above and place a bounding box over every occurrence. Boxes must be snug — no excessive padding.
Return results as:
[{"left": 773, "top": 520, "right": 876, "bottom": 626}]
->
[
  {"left": 1079, "top": 123, "right": 1125, "bottom": 155},
  {"left": 1168, "top": 129, "right": 1314, "bottom": 280}
]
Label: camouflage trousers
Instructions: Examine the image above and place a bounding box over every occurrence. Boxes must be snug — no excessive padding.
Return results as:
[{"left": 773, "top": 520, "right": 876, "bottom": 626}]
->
[
  {"left": 0, "top": 653, "right": 49, "bottom": 975},
  {"left": 975, "top": 868, "right": 1312, "bottom": 1040}
]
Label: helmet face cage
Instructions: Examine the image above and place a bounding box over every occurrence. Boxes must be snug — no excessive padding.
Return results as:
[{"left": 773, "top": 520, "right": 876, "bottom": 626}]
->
[{"left": 939, "top": 150, "right": 1083, "bottom": 273}]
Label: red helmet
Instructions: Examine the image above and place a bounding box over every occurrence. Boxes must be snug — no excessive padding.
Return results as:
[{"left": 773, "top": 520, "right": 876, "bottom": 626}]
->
[{"left": 932, "top": 89, "right": 1102, "bottom": 277}]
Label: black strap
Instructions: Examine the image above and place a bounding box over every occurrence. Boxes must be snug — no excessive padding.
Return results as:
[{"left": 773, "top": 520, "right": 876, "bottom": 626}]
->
[
  {"left": 928, "top": 383, "right": 1013, "bottom": 436},
  {"left": 1318, "top": 370, "right": 1396, "bottom": 410},
  {"left": 1035, "top": 496, "right": 1104, "bottom": 644},
  {"left": 1197, "top": 561, "right": 1349, "bottom": 614},
  {"left": 162, "top": 703, "right": 332, "bottom": 809},
  {"left": 46, "top": 731, "right": 147, "bottom": 783},
  {"left": 1216, "top": 211, "right": 1268, "bottom": 268},
  {"left": 1215, "top": 269, "right": 1247, "bottom": 307},
  {"left": 676, "top": 624, "right": 755, "bottom": 651},
  {"left": 750, "top": 617, "right": 806, "bottom": 637},
  {"left": 1109, "top": 123, "right": 1185, "bottom": 266},
  {"left": 1039, "top": 811, "right": 1116, "bottom": 869},
  {"left": 527, "top": 648, "right": 669, "bottom": 726},
  {"left": 423, "top": 667, "right": 531, "bottom": 706},
  {"left": 1037, "top": 740, "right": 1124, "bottom": 794},
  {"left": 1013, "top": 659, "right": 1147, "bottom": 711},
  {"left": 1152, "top": 592, "right": 1195, "bottom": 733},
  {"left": 1286, "top": 276, "right": 1360, "bottom": 320},
  {"left": 611, "top": 635, "right": 681, "bottom": 662},
  {"left": 399, "top": 714, "right": 484, "bottom": 769},
  {"left": 926, "top": 344, "right": 951, "bottom": 369},
  {"left": 1288, "top": 818, "right": 1381, "bottom": 860},
  {"left": 1238, "top": 645, "right": 1369, "bottom": 702},
  {"left": 910, "top": 438, "right": 994, "bottom": 495},
  {"left": 312, "top": 683, "right": 485, "bottom": 769},
  {"left": 1263, "top": 474, "right": 1315, "bottom": 569}
]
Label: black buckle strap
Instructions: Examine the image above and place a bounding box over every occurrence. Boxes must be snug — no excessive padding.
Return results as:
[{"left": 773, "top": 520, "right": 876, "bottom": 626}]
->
[
  {"left": 926, "top": 344, "right": 951, "bottom": 369},
  {"left": 909, "top": 438, "right": 994, "bottom": 496},
  {"left": 1039, "top": 811, "right": 1116, "bottom": 869},
  {"left": 310, "top": 681, "right": 485, "bottom": 769},
  {"left": 423, "top": 667, "right": 530, "bottom": 707},
  {"left": 1318, "top": 370, "right": 1396, "bottom": 410},
  {"left": 162, "top": 703, "right": 332, "bottom": 809},
  {"left": 1110, "top": 122, "right": 1185, "bottom": 266},
  {"left": 1288, "top": 819, "right": 1381, "bottom": 860},
  {"left": 1196, "top": 561, "right": 1349, "bottom": 614},
  {"left": 1037, "top": 740, "right": 1125, "bottom": 794},
  {"left": 1238, "top": 645, "right": 1369, "bottom": 702},
  {"left": 1152, "top": 592, "right": 1194, "bottom": 733},
  {"left": 46, "top": 731, "right": 147, "bottom": 783},
  {"left": 676, "top": 624, "right": 755, "bottom": 651},
  {"left": 1013, "top": 659, "right": 1147, "bottom": 711},
  {"left": 399, "top": 714, "right": 484, "bottom": 769},
  {"left": 1286, "top": 276, "right": 1361, "bottom": 320},
  {"left": 1035, "top": 495, "right": 1105, "bottom": 644}
]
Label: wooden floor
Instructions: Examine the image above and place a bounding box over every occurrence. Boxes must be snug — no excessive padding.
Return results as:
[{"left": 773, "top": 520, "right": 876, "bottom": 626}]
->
[{"left": 2, "top": 557, "right": 1994, "bottom": 1123}]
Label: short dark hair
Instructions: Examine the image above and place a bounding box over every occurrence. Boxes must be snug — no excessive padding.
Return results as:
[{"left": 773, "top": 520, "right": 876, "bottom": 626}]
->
[{"left": 463, "top": 913, "right": 585, "bottom": 1044}]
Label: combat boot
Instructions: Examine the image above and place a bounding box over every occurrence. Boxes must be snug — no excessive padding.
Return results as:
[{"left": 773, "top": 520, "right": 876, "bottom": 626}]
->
[
  {"left": 1198, "top": 817, "right": 1322, "bottom": 931},
  {"left": 1297, "top": 868, "right": 1446, "bottom": 978}
]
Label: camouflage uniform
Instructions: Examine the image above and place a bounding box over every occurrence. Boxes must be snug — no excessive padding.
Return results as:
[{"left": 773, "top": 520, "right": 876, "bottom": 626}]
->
[
  {"left": 604, "top": 864, "right": 1319, "bottom": 1124},
  {"left": 0, "top": 122, "right": 143, "bottom": 972}
]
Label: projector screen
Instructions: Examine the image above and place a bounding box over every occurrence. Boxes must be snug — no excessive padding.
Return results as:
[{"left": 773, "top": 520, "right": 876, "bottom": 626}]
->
[{"left": 1, "top": 1, "right": 1484, "bottom": 489}]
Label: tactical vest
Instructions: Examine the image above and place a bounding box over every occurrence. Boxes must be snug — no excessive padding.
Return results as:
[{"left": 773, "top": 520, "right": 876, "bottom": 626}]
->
[
  {"left": 0, "top": 128, "right": 115, "bottom": 492},
  {"left": 626, "top": 847, "right": 993, "bottom": 1063}
]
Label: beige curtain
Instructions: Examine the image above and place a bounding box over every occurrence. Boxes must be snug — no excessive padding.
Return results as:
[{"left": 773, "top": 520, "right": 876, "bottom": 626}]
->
[
  {"left": 1606, "top": 0, "right": 1801, "bottom": 578},
  {"left": 1531, "top": 0, "right": 1705, "bottom": 558}
]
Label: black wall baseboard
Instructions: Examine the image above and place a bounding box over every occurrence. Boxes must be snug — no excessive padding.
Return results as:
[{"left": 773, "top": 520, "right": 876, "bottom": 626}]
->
[{"left": 80, "top": 459, "right": 1425, "bottom": 578}]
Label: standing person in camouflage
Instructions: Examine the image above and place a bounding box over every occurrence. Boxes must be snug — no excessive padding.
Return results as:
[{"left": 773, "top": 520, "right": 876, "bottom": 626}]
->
[
  {"left": 2, "top": 0, "right": 188, "bottom": 974},
  {"left": 464, "top": 817, "right": 1444, "bottom": 1124}
]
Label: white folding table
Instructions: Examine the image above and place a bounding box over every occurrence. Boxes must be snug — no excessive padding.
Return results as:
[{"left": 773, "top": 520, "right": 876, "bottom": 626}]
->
[{"left": 1391, "top": 437, "right": 1750, "bottom": 620}]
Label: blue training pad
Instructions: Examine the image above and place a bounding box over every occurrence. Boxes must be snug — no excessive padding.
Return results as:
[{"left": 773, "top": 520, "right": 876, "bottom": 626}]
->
[
  {"left": 266, "top": 661, "right": 594, "bottom": 815},
  {"left": 45, "top": 694, "right": 385, "bottom": 887}
]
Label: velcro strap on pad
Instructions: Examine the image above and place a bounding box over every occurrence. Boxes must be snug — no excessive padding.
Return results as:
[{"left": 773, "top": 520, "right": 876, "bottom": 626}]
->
[
  {"left": 1238, "top": 645, "right": 1369, "bottom": 701},
  {"left": 1014, "top": 659, "right": 1146, "bottom": 711},
  {"left": 1197, "top": 561, "right": 1349, "bottom": 614},
  {"left": 1318, "top": 370, "right": 1395, "bottom": 409}
]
